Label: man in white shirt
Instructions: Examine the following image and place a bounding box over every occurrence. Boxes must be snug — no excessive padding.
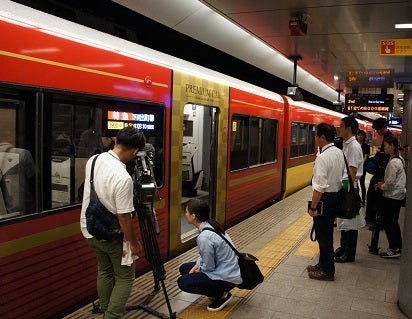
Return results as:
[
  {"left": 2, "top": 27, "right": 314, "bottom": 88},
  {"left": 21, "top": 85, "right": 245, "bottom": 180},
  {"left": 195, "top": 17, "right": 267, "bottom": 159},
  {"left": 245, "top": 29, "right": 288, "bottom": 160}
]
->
[
  {"left": 307, "top": 123, "right": 345, "bottom": 281},
  {"left": 334, "top": 116, "right": 365, "bottom": 263},
  {"left": 80, "top": 126, "right": 145, "bottom": 319}
]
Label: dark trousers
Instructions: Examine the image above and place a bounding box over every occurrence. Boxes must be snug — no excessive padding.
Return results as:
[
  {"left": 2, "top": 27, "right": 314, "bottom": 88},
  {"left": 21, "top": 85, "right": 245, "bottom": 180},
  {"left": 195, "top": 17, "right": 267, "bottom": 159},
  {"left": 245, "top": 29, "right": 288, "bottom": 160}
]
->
[
  {"left": 339, "top": 230, "right": 358, "bottom": 260},
  {"left": 313, "top": 192, "right": 338, "bottom": 276},
  {"left": 379, "top": 197, "right": 403, "bottom": 250},
  {"left": 359, "top": 173, "right": 366, "bottom": 202},
  {"left": 365, "top": 175, "right": 380, "bottom": 223},
  {"left": 177, "top": 262, "right": 235, "bottom": 298}
]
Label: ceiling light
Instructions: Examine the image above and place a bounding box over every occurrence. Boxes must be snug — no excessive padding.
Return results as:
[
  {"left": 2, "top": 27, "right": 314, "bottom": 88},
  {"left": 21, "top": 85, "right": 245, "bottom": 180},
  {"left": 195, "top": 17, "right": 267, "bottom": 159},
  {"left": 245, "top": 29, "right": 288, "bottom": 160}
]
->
[{"left": 395, "top": 23, "right": 412, "bottom": 29}]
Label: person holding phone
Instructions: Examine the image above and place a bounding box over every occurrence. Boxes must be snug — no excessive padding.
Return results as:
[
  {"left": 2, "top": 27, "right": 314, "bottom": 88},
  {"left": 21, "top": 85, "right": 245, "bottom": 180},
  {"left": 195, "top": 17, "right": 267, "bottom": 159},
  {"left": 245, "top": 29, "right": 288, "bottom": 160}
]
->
[{"left": 307, "top": 123, "right": 345, "bottom": 281}]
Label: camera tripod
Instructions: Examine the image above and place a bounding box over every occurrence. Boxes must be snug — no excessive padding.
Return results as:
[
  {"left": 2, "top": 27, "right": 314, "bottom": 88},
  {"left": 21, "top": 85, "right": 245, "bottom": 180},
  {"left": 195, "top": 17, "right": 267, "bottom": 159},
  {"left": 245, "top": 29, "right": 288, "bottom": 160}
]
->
[{"left": 126, "top": 204, "right": 176, "bottom": 319}]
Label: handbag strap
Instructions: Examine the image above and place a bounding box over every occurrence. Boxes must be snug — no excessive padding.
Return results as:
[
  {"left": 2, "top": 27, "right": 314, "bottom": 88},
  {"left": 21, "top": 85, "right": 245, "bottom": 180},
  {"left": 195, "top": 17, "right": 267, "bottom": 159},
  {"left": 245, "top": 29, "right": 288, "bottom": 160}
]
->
[
  {"left": 202, "top": 227, "right": 241, "bottom": 257},
  {"left": 89, "top": 155, "right": 99, "bottom": 199},
  {"left": 342, "top": 151, "right": 356, "bottom": 192}
]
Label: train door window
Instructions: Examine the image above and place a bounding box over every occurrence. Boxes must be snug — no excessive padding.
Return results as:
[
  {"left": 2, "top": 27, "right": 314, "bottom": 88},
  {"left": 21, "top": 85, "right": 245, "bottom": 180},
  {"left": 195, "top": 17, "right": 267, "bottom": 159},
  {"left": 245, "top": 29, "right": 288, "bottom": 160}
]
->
[
  {"left": 231, "top": 115, "right": 278, "bottom": 170},
  {"left": 181, "top": 104, "right": 218, "bottom": 241},
  {"left": 0, "top": 87, "right": 37, "bottom": 219}
]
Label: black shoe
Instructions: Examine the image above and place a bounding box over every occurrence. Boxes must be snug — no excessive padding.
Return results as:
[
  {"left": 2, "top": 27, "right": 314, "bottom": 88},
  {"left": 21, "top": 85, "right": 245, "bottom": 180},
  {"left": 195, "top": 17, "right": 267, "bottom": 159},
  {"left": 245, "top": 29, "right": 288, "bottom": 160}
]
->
[
  {"left": 306, "top": 264, "right": 321, "bottom": 272},
  {"left": 334, "top": 247, "right": 345, "bottom": 257},
  {"left": 379, "top": 248, "right": 401, "bottom": 259},
  {"left": 207, "top": 292, "right": 232, "bottom": 312},
  {"left": 334, "top": 254, "right": 355, "bottom": 263},
  {"left": 308, "top": 269, "right": 335, "bottom": 281}
]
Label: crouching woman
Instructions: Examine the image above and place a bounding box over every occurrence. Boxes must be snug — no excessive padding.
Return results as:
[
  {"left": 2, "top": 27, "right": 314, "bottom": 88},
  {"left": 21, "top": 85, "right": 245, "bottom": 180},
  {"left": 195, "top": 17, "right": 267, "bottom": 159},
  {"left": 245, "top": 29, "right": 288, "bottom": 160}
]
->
[{"left": 177, "top": 199, "right": 242, "bottom": 311}]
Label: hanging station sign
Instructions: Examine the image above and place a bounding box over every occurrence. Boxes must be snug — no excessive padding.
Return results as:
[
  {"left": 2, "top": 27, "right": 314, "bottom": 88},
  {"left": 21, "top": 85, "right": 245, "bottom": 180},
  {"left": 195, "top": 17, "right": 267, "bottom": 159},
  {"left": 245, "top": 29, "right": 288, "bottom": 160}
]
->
[
  {"left": 344, "top": 93, "right": 394, "bottom": 112},
  {"left": 345, "top": 69, "right": 394, "bottom": 88},
  {"left": 380, "top": 39, "right": 412, "bottom": 56}
]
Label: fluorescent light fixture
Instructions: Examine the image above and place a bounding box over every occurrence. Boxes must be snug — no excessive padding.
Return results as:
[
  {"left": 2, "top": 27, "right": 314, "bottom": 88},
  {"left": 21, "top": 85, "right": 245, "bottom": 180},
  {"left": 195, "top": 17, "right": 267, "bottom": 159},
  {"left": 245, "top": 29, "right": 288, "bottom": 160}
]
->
[{"left": 395, "top": 23, "right": 412, "bottom": 29}]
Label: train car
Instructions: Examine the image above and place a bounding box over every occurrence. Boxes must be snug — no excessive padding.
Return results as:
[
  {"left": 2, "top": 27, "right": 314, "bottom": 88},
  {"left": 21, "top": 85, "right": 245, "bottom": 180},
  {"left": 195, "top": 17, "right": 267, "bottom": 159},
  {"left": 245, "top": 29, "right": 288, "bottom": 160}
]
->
[
  {"left": 281, "top": 96, "right": 368, "bottom": 197},
  {"left": 0, "top": 3, "right": 285, "bottom": 318},
  {"left": 225, "top": 87, "right": 285, "bottom": 227}
]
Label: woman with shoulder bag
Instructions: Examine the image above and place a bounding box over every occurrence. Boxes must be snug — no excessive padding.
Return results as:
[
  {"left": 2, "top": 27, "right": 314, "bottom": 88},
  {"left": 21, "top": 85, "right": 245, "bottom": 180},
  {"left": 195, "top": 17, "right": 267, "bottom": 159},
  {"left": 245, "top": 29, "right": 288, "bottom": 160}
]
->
[
  {"left": 177, "top": 199, "right": 242, "bottom": 312},
  {"left": 374, "top": 136, "right": 406, "bottom": 258}
]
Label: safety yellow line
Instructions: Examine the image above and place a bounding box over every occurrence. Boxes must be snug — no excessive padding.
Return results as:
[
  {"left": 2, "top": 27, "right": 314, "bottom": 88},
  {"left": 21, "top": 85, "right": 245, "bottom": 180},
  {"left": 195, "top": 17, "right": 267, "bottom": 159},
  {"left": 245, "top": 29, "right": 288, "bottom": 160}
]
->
[
  {"left": 0, "top": 50, "right": 168, "bottom": 88},
  {"left": 177, "top": 213, "right": 313, "bottom": 318}
]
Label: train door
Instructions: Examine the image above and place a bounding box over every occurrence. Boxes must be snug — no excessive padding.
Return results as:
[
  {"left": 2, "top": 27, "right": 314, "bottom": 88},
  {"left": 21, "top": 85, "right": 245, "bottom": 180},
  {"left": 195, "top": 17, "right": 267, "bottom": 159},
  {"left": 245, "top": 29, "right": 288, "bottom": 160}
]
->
[
  {"left": 169, "top": 71, "right": 229, "bottom": 257},
  {"left": 181, "top": 104, "right": 217, "bottom": 241}
]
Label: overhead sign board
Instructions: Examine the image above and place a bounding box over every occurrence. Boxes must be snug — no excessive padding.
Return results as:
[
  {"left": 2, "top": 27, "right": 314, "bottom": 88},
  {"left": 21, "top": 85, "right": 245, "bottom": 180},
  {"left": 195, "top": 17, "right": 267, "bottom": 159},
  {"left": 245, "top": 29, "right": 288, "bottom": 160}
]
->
[
  {"left": 389, "top": 117, "right": 402, "bottom": 125},
  {"left": 380, "top": 39, "right": 412, "bottom": 56},
  {"left": 344, "top": 94, "right": 394, "bottom": 112},
  {"left": 345, "top": 69, "right": 393, "bottom": 88}
]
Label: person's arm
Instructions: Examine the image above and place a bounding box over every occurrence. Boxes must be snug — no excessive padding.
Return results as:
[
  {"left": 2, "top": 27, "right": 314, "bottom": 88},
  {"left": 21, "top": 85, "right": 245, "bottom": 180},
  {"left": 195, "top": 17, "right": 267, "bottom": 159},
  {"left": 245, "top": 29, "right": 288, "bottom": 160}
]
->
[
  {"left": 349, "top": 166, "right": 357, "bottom": 182},
  {"left": 118, "top": 213, "right": 142, "bottom": 256},
  {"left": 308, "top": 189, "right": 323, "bottom": 217}
]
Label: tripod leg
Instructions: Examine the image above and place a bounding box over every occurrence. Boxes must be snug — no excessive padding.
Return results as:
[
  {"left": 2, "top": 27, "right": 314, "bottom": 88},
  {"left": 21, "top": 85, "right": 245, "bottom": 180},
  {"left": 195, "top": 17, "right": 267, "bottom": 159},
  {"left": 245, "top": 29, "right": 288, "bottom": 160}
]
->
[{"left": 127, "top": 204, "right": 175, "bottom": 319}]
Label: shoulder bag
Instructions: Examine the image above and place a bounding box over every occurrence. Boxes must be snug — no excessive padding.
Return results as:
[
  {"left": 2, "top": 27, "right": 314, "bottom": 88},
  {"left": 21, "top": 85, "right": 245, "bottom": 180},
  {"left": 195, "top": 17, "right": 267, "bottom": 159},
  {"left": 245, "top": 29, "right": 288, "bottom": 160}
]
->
[
  {"left": 85, "top": 155, "right": 122, "bottom": 240},
  {"left": 203, "top": 227, "right": 264, "bottom": 290},
  {"left": 336, "top": 152, "right": 362, "bottom": 219}
]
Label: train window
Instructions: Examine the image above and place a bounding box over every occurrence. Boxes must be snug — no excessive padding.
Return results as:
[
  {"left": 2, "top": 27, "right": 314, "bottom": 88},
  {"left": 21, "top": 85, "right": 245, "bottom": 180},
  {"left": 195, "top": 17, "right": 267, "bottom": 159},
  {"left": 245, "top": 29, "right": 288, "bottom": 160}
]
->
[
  {"left": 307, "top": 125, "right": 316, "bottom": 154},
  {"left": 231, "top": 115, "right": 249, "bottom": 170},
  {"left": 231, "top": 115, "right": 277, "bottom": 171},
  {"left": 0, "top": 87, "right": 37, "bottom": 219},
  {"left": 45, "top": 93, "right": 165, "bottom": 210},
  {"left": 290, "top": 122, "right": 316, "bottom": 158},
  {"left": 0, "top": 85, "right": 165, "bottom": 221}
]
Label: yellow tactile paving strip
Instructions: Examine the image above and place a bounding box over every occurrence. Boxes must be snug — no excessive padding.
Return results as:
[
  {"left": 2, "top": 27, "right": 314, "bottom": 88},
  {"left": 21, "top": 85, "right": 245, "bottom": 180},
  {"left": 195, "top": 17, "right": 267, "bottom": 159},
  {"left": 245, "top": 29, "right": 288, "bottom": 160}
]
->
[{"left": 177, "top": 213, "right": 313, "bottom": 319}]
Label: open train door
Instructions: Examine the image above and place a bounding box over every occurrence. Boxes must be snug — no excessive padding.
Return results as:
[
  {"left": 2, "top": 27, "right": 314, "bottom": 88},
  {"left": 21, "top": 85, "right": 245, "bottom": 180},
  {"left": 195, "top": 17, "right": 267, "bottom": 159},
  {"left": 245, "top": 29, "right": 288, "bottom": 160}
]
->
[{"left": 169, "top": 71, "right": 229, "bottom": 257}]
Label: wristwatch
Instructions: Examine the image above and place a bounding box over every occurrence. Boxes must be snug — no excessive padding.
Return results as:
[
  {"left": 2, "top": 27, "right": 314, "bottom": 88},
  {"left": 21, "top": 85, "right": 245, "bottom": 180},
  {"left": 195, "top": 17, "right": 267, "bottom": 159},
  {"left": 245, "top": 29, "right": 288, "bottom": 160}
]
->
[{"left": 309, "top": 207, "right": 317, "bottom": 211}]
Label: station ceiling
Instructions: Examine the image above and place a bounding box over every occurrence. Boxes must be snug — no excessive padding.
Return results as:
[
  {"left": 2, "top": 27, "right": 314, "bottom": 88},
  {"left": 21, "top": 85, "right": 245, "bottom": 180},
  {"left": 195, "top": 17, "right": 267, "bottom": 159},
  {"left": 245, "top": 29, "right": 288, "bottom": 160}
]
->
[{"left": 112, "top": 0, "right": 412, "bottom": 98}]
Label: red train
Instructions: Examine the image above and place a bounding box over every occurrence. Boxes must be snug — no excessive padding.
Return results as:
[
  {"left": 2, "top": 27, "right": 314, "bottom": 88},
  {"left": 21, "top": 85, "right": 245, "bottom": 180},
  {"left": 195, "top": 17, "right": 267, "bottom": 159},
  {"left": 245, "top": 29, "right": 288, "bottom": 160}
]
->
[{"left": 0, "top": 4, "right": 400, "bottom": 318}]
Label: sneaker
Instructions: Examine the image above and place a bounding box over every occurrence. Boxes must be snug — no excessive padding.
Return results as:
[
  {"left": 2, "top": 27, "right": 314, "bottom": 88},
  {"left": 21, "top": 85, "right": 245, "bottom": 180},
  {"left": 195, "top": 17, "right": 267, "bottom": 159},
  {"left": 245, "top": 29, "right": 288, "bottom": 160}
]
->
[
  {"left": 207, "top": 292, "right": 232, "bottom": 312},
  {"left": 380, "top": 248, "right": 401, "bottom": 259},
  {"left": 306, "top": 264, "right": 321, "bottom": 272}
]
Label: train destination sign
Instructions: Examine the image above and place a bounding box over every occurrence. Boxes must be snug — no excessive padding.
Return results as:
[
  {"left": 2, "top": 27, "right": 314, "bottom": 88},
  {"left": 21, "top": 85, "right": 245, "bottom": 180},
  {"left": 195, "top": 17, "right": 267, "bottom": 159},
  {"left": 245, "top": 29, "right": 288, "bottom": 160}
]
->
[
  {"left": 380, "top": 39, "right": 412, "bottom": 56},
  {"left": 344, "top": 94, "right": 394, "bottom": 112},
  {"left": 345, "top": 69, "right": 394, "bottom": 88}
]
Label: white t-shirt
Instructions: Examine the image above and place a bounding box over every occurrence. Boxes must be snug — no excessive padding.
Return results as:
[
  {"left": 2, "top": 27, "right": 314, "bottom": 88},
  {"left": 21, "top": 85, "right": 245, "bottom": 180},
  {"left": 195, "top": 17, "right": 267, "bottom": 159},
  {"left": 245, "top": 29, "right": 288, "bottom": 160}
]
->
[{"left": 80, "top": 150, "right": 134, "bottom": 238}]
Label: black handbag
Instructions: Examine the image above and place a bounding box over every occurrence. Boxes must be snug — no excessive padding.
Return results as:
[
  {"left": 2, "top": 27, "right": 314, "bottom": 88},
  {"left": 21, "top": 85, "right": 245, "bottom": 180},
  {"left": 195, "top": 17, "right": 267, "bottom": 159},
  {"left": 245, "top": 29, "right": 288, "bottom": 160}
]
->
[
  {"left": 203, "top": 227, "right": 264, "bottom": 290},
  {"left": 336, "top": 153, "right": 362, "bottom": 219},
  {"left": 85, "top": 155, "right": 122, "bottom": 240}
]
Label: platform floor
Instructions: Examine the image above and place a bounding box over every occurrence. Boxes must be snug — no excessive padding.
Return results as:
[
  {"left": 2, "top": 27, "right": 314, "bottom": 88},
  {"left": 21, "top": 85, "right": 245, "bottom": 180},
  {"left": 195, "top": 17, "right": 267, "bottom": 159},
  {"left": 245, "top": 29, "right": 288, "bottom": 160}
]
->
[{"left": 65, "top": 182, "right": 407, "bottom": 319}]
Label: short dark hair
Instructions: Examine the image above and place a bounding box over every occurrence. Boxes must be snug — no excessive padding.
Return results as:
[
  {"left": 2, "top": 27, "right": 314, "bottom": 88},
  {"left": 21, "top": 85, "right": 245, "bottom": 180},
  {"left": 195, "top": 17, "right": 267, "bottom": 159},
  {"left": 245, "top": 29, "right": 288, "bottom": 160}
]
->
[
  {"left": 116, "top": 127, "right": 146, "bottom": 150},
  {"left": 357, "top": 129, "right": 366, "bottom": 137},
  {"left": 185, "top": 199, "right": 225, "bottom": 234},
  {"left": 316, "top": 123, "right": 336, "bottom": 142},
  {"left": 372, "top": 117, "right": 387, "bottom": 130},
  {"left": 342, "top": 116, "right": 359, "bottom": 134}
]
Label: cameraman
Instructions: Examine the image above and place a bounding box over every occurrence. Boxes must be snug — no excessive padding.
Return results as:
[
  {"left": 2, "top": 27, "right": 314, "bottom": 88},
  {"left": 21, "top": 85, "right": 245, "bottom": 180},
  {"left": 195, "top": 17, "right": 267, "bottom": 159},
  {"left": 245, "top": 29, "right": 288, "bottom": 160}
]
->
[
  {"left": 365, "top": 118, "right": 392, "bottom": 227},
  {"left": 80, "top": 126, "right": 145, "bottom": 319}
]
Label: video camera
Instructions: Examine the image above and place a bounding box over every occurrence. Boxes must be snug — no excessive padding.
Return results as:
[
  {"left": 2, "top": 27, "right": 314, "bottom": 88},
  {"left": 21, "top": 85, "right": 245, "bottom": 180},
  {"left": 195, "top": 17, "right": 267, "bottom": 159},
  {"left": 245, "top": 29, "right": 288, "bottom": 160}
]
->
[{"left": 131, "top": 145, "right": 160, "bottom": 205}]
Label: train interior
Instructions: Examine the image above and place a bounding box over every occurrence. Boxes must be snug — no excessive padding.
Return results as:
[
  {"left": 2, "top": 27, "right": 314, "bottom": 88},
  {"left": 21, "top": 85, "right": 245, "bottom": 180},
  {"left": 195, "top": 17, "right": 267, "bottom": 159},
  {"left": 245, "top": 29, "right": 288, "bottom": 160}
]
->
[{"left": 180, "top": 103, "right": 217, "bottom": 241}]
